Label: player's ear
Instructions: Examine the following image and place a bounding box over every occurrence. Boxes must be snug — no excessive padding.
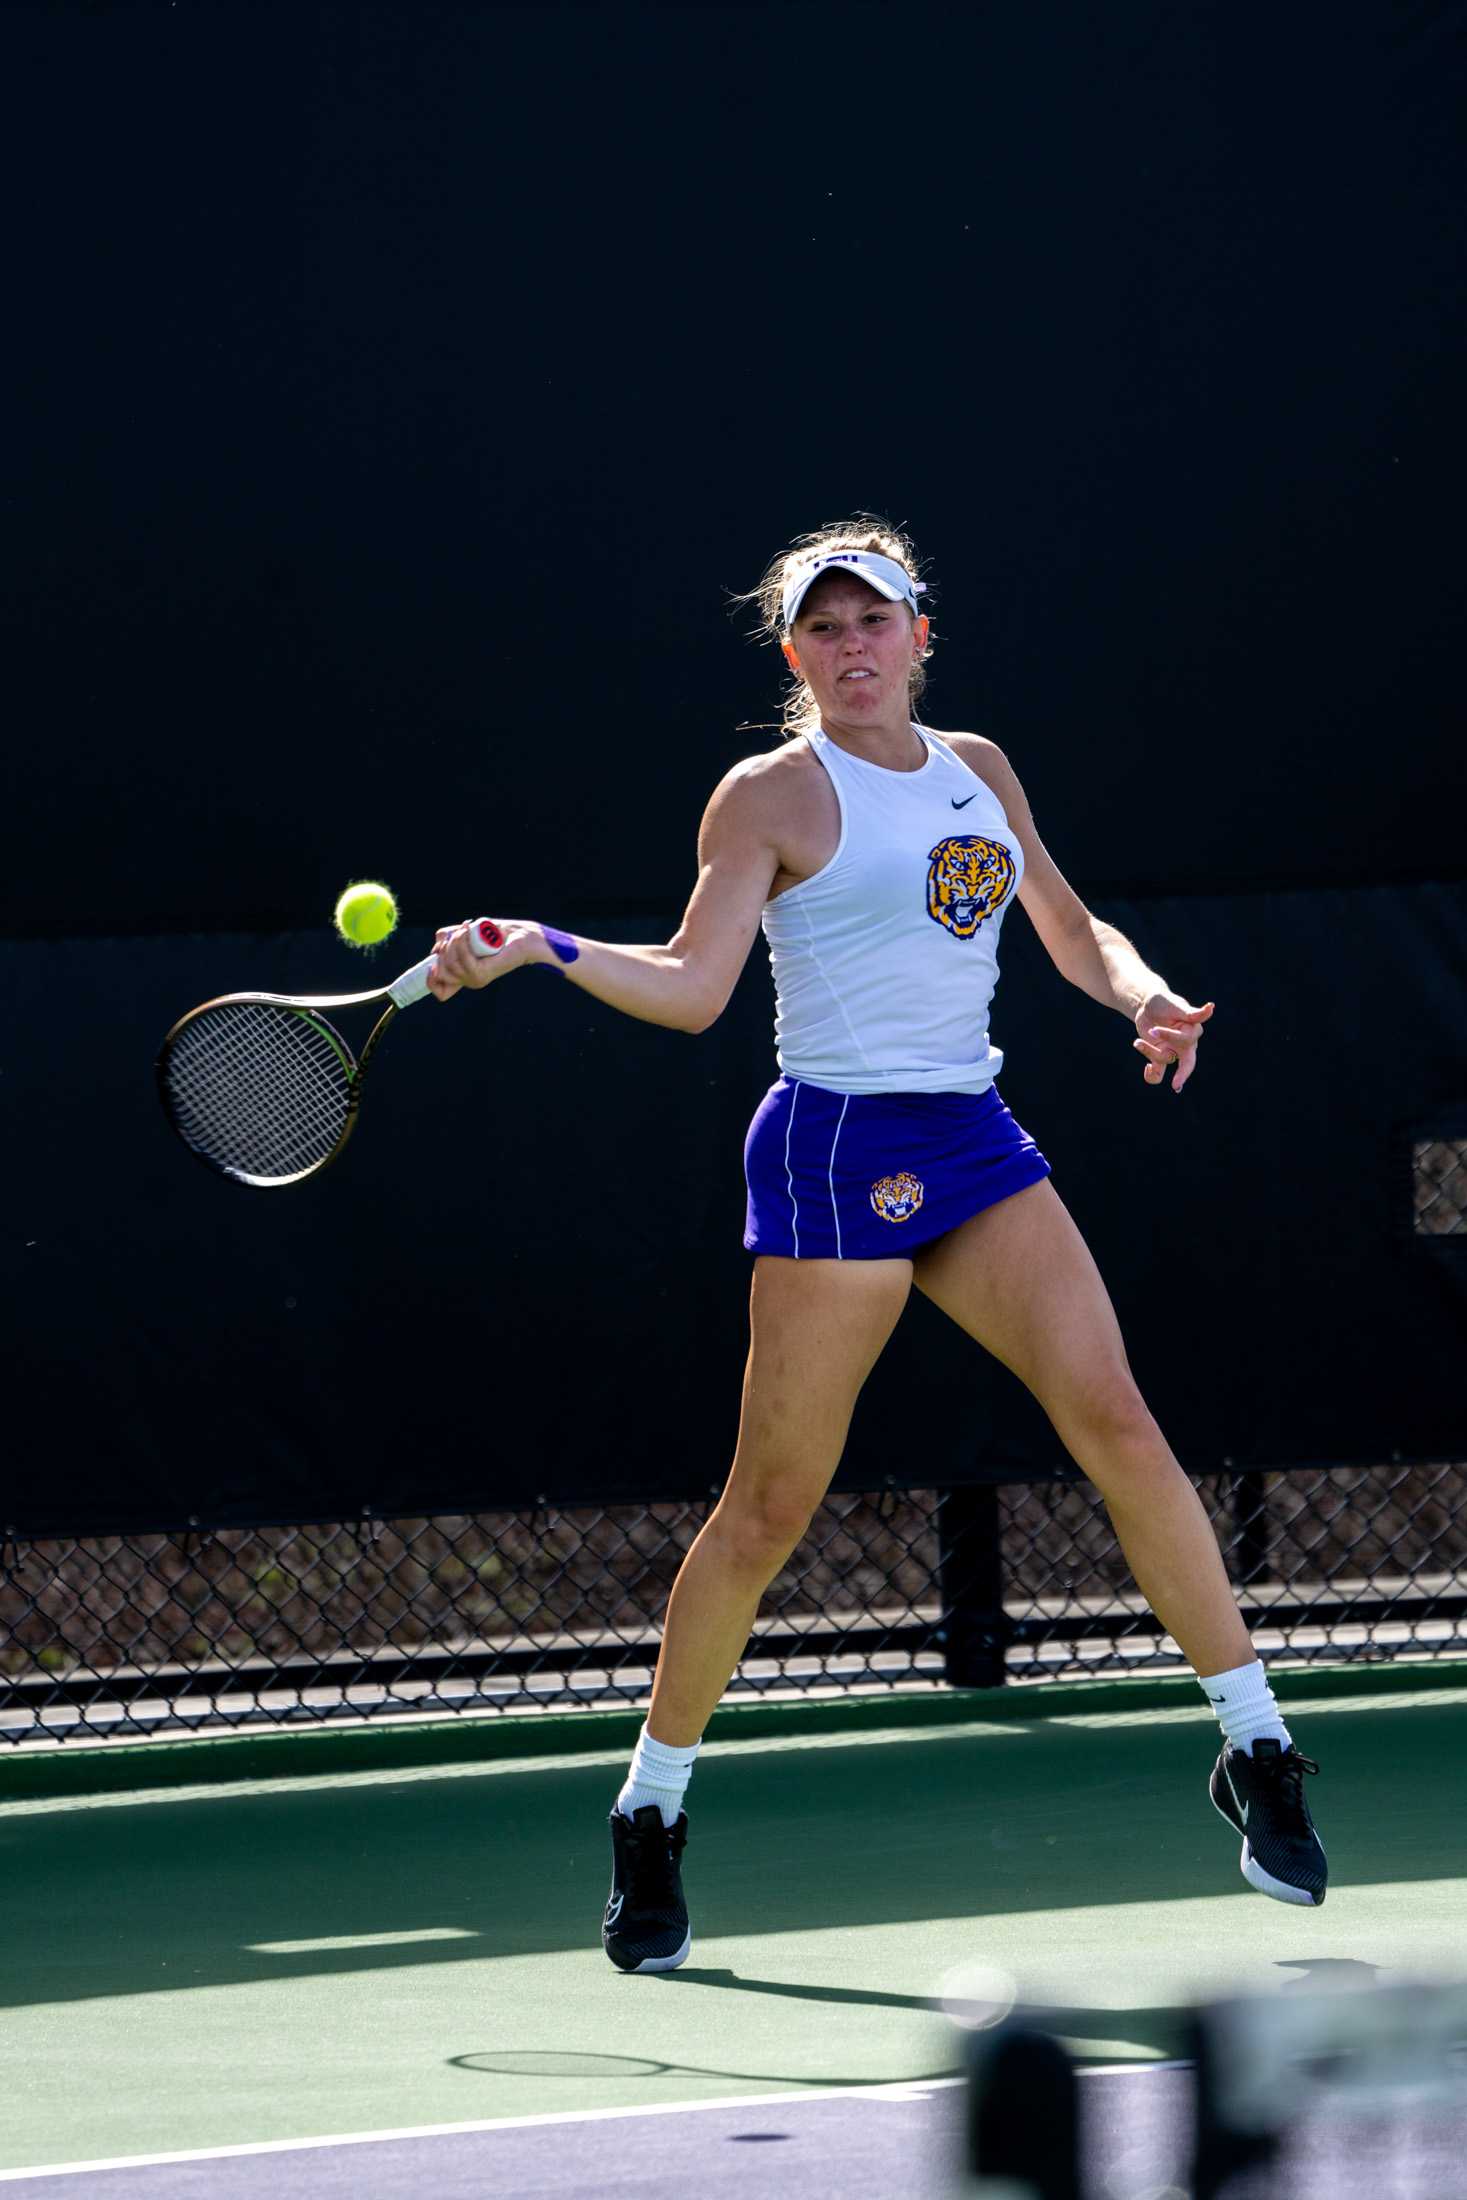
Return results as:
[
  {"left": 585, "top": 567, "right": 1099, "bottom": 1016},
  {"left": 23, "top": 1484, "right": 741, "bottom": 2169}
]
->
[
  {"left": 913, "top": 614, "right": 930, "bottom": 653},
  {"left": 782, "top": 640, "right": 801, "bottom": 672}
]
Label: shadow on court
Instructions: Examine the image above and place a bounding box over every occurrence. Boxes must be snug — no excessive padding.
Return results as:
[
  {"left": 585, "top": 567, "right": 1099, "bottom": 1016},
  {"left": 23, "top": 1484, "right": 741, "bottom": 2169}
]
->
[
  {"left": 445, "top": 1959, "right": 1395, "bottom": 2092},
  {"left": 1, "top": 1695, "right": 1459, "bottom": 2015},
  {"left": 665, "top": 1965, "right": 1190, "bottom": 2060},
  {"left": 449, "top": 2042, "right": 965, "bottom": 2088}
]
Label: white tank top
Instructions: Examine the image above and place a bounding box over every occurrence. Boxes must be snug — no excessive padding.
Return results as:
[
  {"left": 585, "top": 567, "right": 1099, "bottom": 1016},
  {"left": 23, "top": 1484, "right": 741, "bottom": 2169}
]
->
[{"left": 761, "top": 726, "right": 1025, "bottom": 1096}]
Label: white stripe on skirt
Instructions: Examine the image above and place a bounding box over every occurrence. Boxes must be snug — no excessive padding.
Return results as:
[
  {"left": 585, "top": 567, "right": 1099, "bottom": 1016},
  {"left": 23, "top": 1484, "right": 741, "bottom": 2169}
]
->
[
  {"left": 827, "top": 1093, "right": 851, "bottom": 1258},
  {"left": 784, "top": 1081, "right": 801, "bottom": 1257}
]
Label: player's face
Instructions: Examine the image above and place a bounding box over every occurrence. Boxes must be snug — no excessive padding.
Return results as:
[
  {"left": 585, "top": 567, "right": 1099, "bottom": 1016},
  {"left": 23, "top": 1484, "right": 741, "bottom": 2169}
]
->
[{"left": 788, "top": 575, "right": 924, "bottom": 729}]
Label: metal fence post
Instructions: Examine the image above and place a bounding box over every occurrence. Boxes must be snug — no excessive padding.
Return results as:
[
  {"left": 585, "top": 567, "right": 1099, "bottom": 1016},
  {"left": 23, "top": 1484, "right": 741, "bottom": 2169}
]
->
[{"left": 937, "top": 1484, "right": 1012, "bottom": 1689}]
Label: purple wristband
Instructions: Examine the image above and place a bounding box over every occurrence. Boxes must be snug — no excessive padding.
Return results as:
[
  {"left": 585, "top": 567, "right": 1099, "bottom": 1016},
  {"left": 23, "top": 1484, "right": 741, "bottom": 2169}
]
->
[{"left": 540, "top": 925, "right": 580, "bottom": 967}]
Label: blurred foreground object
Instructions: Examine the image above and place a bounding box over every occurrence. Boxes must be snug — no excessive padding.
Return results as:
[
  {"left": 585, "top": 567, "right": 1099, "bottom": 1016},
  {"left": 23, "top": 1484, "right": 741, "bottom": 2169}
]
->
[
  {"left": 963, "top": 1980, "right": 1467, "bottom": 2197},
  {"left": 966, "top": 2020, "right": 1080, "bottom": 2200},
  {"left": 1189, "top": 1979, "right": 1467, "bottom": 2199}
]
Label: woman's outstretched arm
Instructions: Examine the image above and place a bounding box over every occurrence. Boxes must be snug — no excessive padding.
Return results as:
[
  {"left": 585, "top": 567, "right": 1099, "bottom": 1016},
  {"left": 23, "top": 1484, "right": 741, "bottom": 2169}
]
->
[{"left": 426, "top": 764, "right": 781, "bottom": 1034}]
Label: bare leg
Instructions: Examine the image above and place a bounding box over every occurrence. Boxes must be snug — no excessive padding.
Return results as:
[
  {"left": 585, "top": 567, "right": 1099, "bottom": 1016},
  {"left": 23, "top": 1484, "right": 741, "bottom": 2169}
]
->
[
  {"left": 646, "top": 1255, "right": 912, "bottom": 1745},
  {"left": 913, "top": 1181, "right": 1253, "bottom": 1677}
]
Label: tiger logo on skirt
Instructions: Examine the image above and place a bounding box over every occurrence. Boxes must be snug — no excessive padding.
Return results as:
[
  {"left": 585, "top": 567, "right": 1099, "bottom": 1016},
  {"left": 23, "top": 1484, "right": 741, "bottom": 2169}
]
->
[{"left": 870, "top": 1173, "right": 925, "bottom": 1223}]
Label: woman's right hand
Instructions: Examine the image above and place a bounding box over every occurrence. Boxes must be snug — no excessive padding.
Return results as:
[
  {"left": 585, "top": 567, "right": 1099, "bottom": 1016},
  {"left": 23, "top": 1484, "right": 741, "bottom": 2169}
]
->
[{"left": 427, "top": 918, "right": 552, "bottom": 1001}]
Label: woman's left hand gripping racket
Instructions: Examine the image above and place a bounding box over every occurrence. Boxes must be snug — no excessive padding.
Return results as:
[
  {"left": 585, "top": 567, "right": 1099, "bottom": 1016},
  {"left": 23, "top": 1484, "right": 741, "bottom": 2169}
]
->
[{"left": 156, "top": 919, "right": 504, "bottom": 1187}]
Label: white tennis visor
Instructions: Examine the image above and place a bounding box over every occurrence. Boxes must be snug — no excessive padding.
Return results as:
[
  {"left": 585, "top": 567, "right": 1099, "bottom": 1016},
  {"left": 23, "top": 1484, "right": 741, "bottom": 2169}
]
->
[{"left": 780, "top": 548, "right": 926, "bottom": 631}]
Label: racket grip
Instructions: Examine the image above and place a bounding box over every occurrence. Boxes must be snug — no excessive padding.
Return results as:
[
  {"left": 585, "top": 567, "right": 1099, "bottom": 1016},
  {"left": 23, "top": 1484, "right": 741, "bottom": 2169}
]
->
[{"left": 388, "top": 918, "right": 506, "bottom": 1010}]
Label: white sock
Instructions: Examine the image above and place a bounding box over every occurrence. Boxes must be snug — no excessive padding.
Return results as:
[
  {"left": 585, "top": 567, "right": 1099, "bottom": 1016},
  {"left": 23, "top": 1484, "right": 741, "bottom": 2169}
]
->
[
  {"left": 1199, "top": 1658, "right": 1292, "bottom": 1756},
  {"left": 616, "top": 1724, "right": 700, "bottom": 1828}
]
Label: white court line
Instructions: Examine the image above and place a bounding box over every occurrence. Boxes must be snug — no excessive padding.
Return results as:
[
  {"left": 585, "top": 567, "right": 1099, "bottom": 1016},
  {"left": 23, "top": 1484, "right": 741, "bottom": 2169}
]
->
[
  {"left": 0, "top": 1722, "right": 1027, "bottom": 1822},
  {"left": 0, "top": 2063, "right": 1190, "bottom": 2183},
  {"left": 8, "top": 1677, "right": 1449, "bottom": 1826},
  {"left": 1079, "top": 2059, "right": 1192, "bottom": 2075},
  {"left": 0, "top": 2079, "right": 966, "bottom": 2183}
]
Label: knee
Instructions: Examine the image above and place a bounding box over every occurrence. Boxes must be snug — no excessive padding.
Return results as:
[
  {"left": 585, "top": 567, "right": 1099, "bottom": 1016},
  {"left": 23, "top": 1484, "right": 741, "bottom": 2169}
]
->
[
  {"left": 712, "top": 1483, "right": 821, "bottom": 1584},
  {"left": 1066, "top": 1367, "right": 1164, "bottom": 1465}
]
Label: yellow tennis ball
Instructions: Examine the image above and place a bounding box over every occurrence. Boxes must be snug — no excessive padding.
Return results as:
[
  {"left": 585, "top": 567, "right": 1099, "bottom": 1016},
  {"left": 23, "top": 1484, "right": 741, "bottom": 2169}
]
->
[{"left": 333, "top": 881, "right": 398, "bottom": 948}]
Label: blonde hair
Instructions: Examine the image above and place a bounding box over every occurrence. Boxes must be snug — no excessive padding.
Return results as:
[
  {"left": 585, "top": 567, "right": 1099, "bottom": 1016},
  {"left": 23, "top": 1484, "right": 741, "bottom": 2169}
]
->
[{"left": 738, "top": 516, "right": 934, "bottom": 741}]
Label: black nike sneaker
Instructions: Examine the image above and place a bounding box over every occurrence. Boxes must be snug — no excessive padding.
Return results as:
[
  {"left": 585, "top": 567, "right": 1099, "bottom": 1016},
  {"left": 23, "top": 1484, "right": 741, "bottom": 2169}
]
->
[
  {"left": 1209, "top": 1738, "right": 1327, "bottom": 1906},
  {"left": 602, "top": 1806, "right": 691, "bottom": 1973}
]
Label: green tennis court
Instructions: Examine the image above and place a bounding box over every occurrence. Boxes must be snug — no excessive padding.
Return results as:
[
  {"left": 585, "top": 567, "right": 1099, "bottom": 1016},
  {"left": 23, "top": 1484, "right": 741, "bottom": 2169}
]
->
[{"left": 3, "top": 1666, "right": 1463, "bottom": 2193}]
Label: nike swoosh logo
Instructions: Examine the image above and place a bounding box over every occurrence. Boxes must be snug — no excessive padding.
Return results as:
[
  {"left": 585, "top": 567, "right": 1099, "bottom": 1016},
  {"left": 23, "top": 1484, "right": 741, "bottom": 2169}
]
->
[{"left": 951, "top": 792, "right": 980, "bottom": 810}]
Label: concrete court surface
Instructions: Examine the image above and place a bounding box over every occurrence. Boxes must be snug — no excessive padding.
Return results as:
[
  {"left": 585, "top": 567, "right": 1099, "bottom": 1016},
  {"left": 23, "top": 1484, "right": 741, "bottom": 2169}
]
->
[{"left": 1, "top": 1675, "right": 1462, "bottom": 2192}]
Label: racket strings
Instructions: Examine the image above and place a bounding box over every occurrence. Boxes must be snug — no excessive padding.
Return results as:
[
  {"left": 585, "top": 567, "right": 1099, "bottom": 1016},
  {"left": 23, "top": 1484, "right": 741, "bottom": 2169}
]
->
[{"left": 162, "top": 1003, "right": 355, "bottom": 1181}]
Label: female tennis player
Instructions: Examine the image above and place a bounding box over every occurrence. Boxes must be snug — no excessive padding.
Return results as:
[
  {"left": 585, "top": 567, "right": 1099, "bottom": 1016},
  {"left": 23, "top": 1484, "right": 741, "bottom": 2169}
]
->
[{"left": 428, "top": 521, "right": 1327, "bottom": 1971}]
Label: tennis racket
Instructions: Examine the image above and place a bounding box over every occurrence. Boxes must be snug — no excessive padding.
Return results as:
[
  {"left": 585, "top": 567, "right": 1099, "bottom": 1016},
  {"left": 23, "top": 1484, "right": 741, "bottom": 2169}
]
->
[{"left": 156, "top": 917, "right": 504, "bottom": 1188}]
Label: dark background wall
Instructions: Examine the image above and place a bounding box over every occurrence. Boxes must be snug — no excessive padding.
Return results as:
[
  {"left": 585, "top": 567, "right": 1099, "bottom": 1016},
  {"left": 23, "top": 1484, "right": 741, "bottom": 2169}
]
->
[{"left": 4, "top": 1, "right": 1464, "bottom": 1536}]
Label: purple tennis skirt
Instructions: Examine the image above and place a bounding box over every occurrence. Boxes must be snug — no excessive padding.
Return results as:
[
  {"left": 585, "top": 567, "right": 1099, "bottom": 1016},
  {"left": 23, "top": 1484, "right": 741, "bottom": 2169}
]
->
[{"left": 743, "top": 1078, "right": 1051, "bottom": 1261}]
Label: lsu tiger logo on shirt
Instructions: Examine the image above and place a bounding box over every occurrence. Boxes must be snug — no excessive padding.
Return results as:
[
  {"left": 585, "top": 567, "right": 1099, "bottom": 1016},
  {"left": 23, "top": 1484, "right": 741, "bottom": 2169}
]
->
[
  {"left": 870, "top": 1173, "right": 924, "bottom": 1223},
  {"left": 926, "top": 835, "right": 1017, "bottom": 939}
]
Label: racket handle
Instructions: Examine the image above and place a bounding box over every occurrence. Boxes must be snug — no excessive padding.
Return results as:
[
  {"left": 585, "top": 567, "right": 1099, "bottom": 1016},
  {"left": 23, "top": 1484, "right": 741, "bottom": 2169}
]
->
[{"left": 388, "top": 918, "right": 505, "bottom": 1010}]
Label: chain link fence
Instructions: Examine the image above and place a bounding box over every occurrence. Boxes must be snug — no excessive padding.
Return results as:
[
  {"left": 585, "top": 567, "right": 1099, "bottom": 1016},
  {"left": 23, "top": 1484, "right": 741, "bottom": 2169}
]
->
[
  {"left": 1414, "top": 1134, "right": 1467, "bottom": 1235},
  {"left": 3, "top": 1459, "right": 1465, "bottom": 1746}
]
